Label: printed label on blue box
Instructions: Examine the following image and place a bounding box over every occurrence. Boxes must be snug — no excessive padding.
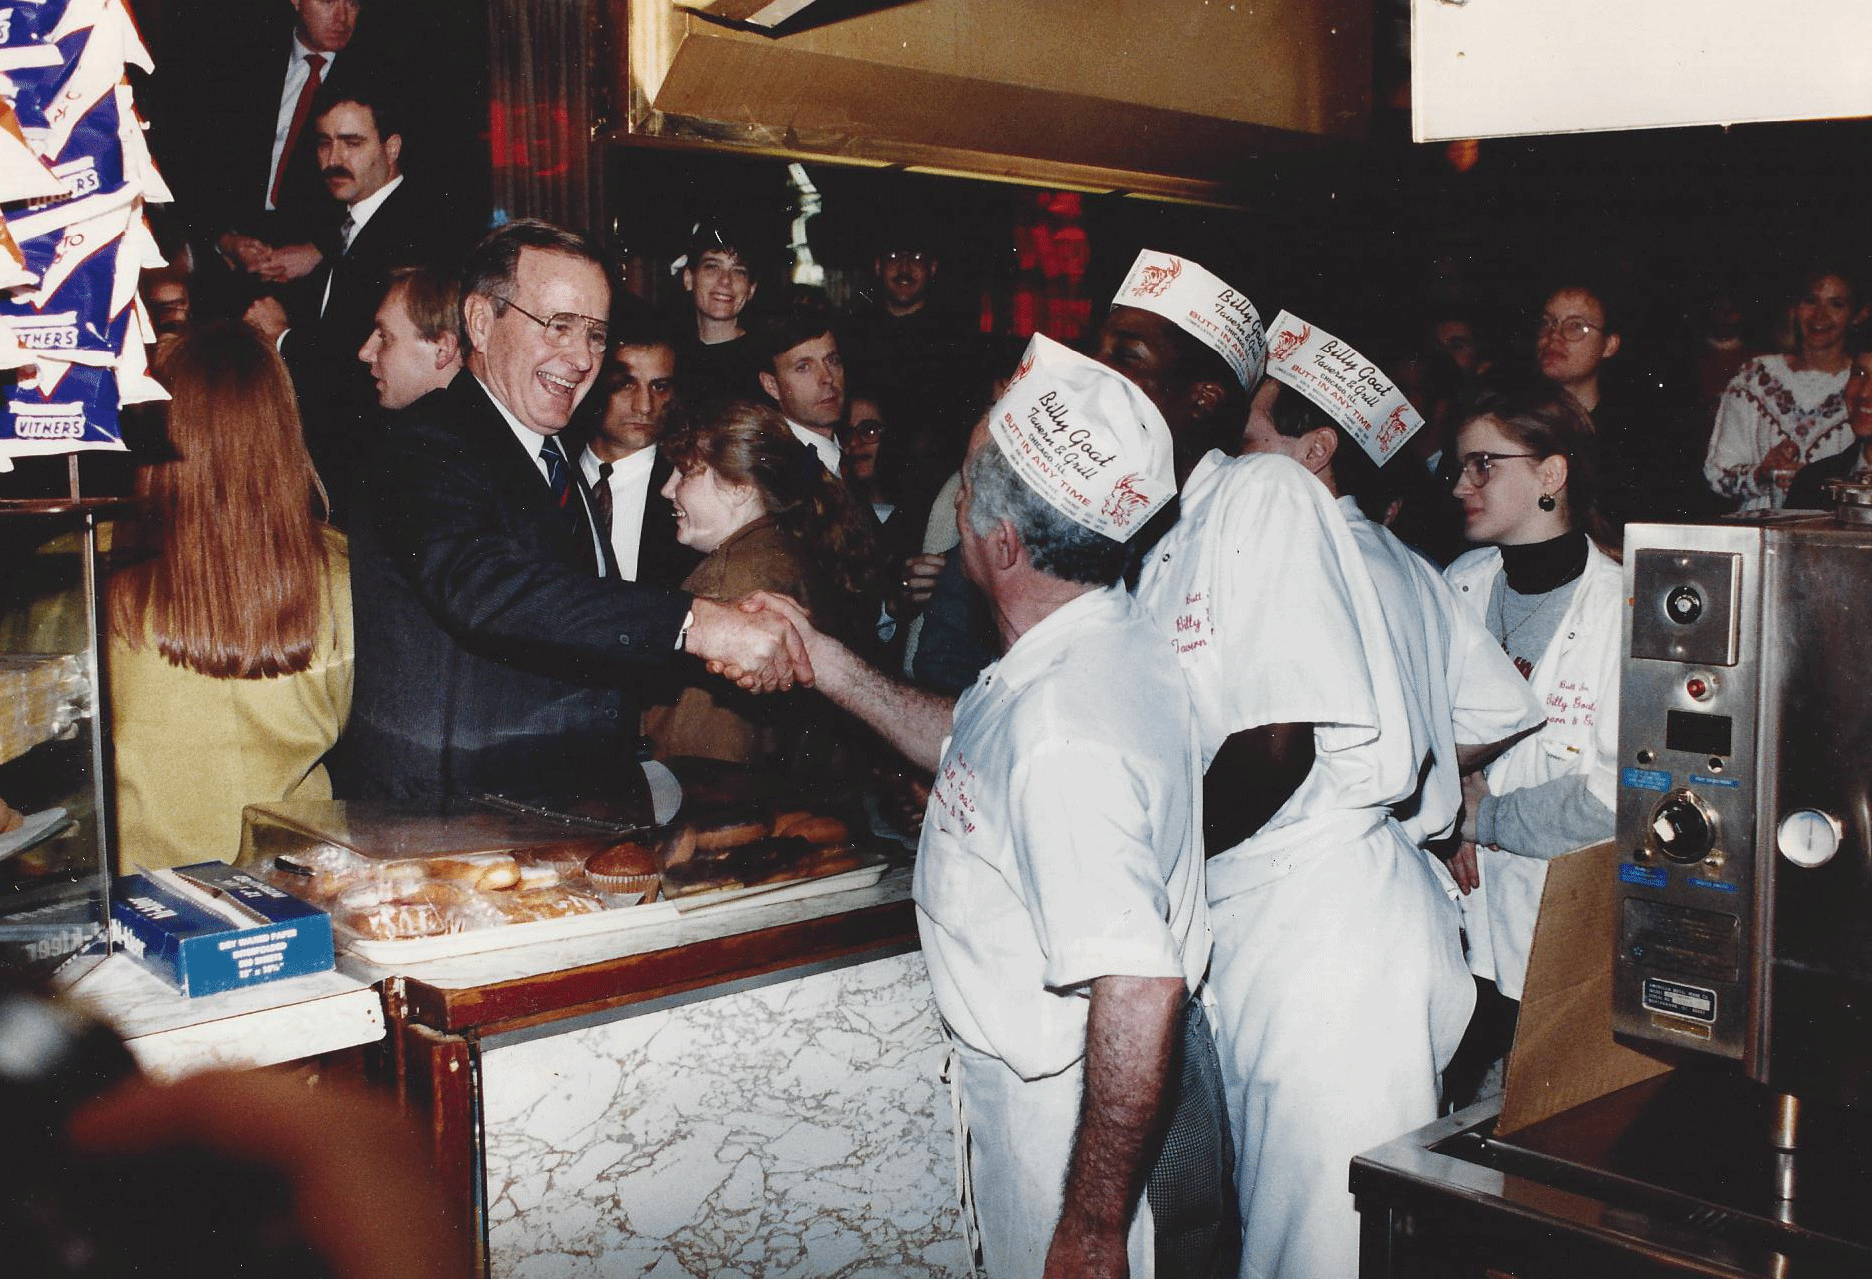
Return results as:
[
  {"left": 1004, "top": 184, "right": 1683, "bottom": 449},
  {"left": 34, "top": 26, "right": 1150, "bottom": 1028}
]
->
[
  {"left": 1620, "top": 862, "right": 1667, "bottom": 888},
  {"left": 109, "top": 863, "right": 331, "bottom": 997},
  {"left": 1688, "top": 877, "right": 1739, "bottom": 893},
  {"left": 1621, "top": 767, "right": 1672, "bottom": 792},
  {"left": 1690, "top": 774, "right": 1741, "bottom": 789}
]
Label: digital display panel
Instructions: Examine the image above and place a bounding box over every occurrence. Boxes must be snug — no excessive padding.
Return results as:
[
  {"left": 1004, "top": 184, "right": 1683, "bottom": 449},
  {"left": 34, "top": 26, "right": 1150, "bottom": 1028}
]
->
[{"left": 1667, "top": 709, "right": 1732, "bottom": 758}]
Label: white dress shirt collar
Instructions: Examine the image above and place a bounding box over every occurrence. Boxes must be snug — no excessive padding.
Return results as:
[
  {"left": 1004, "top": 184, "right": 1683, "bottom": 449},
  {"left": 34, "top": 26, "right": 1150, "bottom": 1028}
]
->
[
  {"left": 343, "top": 173, "right": 402, "bottom": 249},
  {"left": 787, "top": 418, "right": 841, "bottom": 474},
  {"left": 474, "top": 376, "right": 608, "bottom": 575}
]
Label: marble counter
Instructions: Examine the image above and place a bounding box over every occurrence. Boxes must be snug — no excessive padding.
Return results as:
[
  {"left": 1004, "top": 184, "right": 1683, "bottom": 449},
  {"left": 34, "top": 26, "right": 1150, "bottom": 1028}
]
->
[
  {"left": 59, "top": 952, "right": 384, "bottom": 1080},
  {"left": 482, "top": 948, "right": 967, "bottom": 1279}
]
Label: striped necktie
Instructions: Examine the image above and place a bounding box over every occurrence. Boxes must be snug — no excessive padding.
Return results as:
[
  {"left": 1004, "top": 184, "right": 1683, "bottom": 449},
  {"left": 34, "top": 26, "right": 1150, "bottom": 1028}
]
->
[
  {"left": 591, "top": 461, "right": 614, "bottom": 539},
  {"left": 539, "top": 441, "right": 573, "bottom": 510}
]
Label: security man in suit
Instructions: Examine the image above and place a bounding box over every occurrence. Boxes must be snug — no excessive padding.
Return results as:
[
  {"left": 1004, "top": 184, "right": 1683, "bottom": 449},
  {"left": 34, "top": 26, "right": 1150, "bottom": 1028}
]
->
[
  {"left": 245, "top": 79, "right": 453, "bottom": 521},
  {"left": 336, "top": 220, "right": 811, "bottom": 804},
  {"left": 575, "top": 302, "right": 699, "bottom": 590}
]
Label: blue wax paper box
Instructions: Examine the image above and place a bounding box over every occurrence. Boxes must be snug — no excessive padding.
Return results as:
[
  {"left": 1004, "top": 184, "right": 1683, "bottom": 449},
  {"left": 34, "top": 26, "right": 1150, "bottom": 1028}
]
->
[{"left": 109, "top": 862, "right": 334, "bottom": 997}]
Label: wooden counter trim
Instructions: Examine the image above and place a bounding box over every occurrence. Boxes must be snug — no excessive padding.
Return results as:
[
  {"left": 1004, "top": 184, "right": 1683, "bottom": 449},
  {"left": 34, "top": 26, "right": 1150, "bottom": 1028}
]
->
[{"left": 397, "top": 897, "right": 918, "bottom": 1037}]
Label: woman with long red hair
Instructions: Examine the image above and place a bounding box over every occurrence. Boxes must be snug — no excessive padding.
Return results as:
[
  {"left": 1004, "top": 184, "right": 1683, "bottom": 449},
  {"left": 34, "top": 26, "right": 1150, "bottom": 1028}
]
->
[{"left": 108, "top": 322, "right": 351, "bottom": 871}]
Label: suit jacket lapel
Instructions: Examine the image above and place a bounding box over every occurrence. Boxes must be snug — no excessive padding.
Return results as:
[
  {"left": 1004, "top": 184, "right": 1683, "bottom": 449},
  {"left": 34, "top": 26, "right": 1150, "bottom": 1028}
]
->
[{"left": 456, "top": 373, "right": 603, "bottom": 575}]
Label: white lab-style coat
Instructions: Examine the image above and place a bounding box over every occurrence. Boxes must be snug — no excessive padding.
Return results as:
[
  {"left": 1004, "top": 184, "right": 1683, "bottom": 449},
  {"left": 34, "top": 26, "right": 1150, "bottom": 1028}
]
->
[
  {"left": 916, "top": 587, "right": 1208, "bottom": 1277},
  {"left": 1339, "top": 498, "right": 1543, "bottom": 857},
  {"left": 1445, "top": 544, "right": 1624, "bottom": 999},
  {"left": 1136, "top": 453, "right": 1477, "bottom": 1279}
]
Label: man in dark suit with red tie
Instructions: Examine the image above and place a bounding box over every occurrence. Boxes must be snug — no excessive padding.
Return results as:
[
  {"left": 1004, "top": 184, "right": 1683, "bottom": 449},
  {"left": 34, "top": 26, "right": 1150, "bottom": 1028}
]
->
[
  {"left": 162, "top": 0, "right": 367, "bottom": 319},
  {"left": 337, "top": 220, "right": 810, "bottom": 804}
]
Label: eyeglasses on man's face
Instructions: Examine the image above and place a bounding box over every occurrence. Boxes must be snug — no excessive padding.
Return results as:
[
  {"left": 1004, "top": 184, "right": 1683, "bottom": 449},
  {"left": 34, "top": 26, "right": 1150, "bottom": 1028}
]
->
[
  {"left": 1536, "top": 315, "right": 1604, "bottom": 344},
  {"left": 500, "top": 297, "right": 609, "bottom": 353},
  {"left": 1452, "top": 451, "right": 1541, "bottom": 488}
]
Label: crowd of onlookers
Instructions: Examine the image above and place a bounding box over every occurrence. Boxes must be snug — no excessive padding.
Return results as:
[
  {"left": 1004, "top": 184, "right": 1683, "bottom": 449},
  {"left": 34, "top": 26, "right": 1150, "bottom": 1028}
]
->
[
  {"left": 24, "top": 35, "right": 1870, "bottom": 875},
  {"left": 8, "top": 7, "right": 1872, "bottom": 1275}
]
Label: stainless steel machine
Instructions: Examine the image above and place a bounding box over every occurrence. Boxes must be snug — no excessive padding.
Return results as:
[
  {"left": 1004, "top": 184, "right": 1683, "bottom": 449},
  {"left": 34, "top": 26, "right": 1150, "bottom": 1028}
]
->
[
  {"left": 1350, "top": 503, "right": 1872, "bottom": 1279},
  {"left": 1613, "top": 507, "right": 1872, "bottom": 1107}
]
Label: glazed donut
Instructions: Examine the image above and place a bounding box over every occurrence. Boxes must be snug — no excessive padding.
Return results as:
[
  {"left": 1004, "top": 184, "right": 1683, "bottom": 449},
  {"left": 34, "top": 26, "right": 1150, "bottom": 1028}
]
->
[
  {"left": 692, "top": 815, "right": 772, "bottom": 851},
  {"left": 515, "top": 862, "right": 566, "bottom": 890},
  {"left": 660, "top": 824, "right": 697, "bottom": 867},
  {"left": 767, "top": 810, "right": 817, "bottom": 837},
  {"left": 772, "top": 815, "right": 851, "bottom": 845},
  {"left": 428, "top": 852, "right": 521, "bottom": 892}
]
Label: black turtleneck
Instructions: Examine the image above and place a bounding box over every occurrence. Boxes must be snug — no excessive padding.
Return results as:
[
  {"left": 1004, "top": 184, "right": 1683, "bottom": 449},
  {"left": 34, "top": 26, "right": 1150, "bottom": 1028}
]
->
[{"left": 1499, "top": 530, "right": 1589, "bottom": 595}]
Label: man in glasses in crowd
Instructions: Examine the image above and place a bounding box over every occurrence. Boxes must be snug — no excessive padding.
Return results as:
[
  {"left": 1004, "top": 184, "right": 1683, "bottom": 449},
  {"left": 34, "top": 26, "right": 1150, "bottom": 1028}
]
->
[
  {"left": 336, "top": 220, "right": 810, "bottom": 806},
  {"left": 1535, "top": 279, "right": 1713, "bottom": 528}
]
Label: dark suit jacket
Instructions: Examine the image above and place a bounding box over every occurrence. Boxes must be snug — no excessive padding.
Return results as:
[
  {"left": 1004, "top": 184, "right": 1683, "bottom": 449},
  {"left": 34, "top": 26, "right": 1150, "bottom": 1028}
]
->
[
  {"left": 333, "top": 372, "right": 694, "bottom": 804},
  {"left": 1786, "top": 442, "right": 1865, "bottom": 510},
  {"left": 585, "top": 446, "right": 701, "bottom": 591},
  {"left": 281, "top": 179, "right": 441, "bottom": 521}
]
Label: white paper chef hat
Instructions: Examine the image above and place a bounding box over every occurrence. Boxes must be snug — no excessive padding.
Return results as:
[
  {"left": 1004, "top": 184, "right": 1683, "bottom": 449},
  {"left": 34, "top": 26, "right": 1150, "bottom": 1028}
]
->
[
  {"left": 1111, "top": 248, "right": 1266, "bottom": 392},
  {"left": 985, "top": 333, "right": 1174, "bottom": 543},
  {"left": 1264, "top": 310, "right": 1425, "bottom": 465}
]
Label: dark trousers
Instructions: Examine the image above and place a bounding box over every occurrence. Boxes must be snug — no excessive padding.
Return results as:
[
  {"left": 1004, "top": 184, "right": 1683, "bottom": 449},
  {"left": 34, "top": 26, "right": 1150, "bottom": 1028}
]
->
[
  {"left": 1148, "top": 999, "right": 1241, "bottom": 1279},
  {"left": 1442, "top": 976, "right": 1521, "bottom": 1112}
]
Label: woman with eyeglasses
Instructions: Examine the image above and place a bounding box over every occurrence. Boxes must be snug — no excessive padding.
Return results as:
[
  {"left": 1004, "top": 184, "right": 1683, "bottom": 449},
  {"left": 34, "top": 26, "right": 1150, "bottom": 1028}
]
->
[
  {"left": 1704, "top": 265, "right": 1866, "bottom": 511},
  {"left": 1439, "top": 387, "right": 1623, "bottom": 1106}
]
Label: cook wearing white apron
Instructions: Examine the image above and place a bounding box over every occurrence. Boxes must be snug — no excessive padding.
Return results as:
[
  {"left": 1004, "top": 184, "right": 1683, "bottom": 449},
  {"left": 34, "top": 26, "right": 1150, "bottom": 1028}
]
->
[
  {"left": 1339, "top": 498, "right": 1543, "bottom": 859},
  {"left": 1136, "top": 452, "right": 1480, "bottom": 1279},
  {"left": 915, "top": 586, "right": 1211, "bottom": 1278},
  {"left": 1444, "top": 543, "right": 1623, "bottom": 1000}
]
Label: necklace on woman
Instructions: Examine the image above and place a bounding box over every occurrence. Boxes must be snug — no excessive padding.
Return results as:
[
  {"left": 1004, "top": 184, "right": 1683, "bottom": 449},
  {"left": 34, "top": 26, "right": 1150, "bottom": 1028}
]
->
[{"left": 1495, "top": 585, "right": 1554, "bottom": 680}]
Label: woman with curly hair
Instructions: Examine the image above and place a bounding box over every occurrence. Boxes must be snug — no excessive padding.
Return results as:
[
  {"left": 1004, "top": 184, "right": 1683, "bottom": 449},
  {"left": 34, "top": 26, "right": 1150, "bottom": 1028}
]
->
[{"left": 643, "top": 397, "right": 881, "bottom": 767}]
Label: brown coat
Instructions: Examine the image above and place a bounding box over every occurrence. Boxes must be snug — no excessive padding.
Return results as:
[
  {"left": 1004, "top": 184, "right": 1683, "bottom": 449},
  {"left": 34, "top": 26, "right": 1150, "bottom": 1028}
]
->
[{"left": 642, "top": 518, "right": 828, "bottom": 767}]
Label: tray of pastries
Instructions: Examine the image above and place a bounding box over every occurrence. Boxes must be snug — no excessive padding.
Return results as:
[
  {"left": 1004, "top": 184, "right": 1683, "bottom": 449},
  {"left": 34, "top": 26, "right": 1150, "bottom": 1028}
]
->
[{"left": 239, "top": 776, "right": 888, "bottom": 962}]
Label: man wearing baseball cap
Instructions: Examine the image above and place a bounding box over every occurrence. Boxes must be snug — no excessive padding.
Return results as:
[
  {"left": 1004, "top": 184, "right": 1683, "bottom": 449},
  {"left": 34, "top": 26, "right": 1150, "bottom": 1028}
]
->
[{"left": 749, "top": 336, "right": 1236, "bottom": 1278}]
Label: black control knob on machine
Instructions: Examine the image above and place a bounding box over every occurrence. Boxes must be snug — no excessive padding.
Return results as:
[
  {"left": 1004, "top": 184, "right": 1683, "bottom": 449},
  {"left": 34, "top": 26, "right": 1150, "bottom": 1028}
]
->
[
  {"left": 1666, "top": 585, "right": 1703, "bottom": 624},
  {"left": 1649, "top": 790, "right": 1717, "bottom": 863}
]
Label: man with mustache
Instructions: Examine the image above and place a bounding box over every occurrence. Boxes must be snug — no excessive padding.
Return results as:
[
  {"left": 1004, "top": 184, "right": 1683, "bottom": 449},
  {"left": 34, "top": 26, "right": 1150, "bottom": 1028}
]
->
[{"left": 245, "top": 79, "right": 447, "bottom": 521}]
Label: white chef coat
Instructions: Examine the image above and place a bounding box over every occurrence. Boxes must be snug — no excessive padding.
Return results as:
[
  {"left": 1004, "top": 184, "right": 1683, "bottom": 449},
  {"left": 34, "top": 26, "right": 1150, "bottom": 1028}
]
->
[
  {"left": 1135, "top": 452, "right": 1476, "bottom": 1279},
  {"left": 1339, "top": 498, "right": 1542, "bottom": 854},
  {"left": 915, "top": 585, "right": 1207, "bottom": 1278},
  {"left": 1445, "top": 544, "right": 1623, "bottom": 999}
]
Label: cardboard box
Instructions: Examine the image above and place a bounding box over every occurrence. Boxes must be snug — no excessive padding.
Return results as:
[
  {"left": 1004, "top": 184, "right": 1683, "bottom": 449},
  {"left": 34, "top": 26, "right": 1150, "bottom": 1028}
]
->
[
  {"left": 1498, "top": 840, "right": 1679, "bottom": 1135},
  {"left": 611, "top": 0, "right": 1370, "bottom": 202},
  {"left": 109, "top": 863, "right": 334, "bottom": 998}
]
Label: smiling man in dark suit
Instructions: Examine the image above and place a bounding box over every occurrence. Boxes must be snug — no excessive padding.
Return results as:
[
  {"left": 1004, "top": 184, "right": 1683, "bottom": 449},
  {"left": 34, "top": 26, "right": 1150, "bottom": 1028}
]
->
[{"left": 337, "top": 220, "right": 811, "bottom": 804}]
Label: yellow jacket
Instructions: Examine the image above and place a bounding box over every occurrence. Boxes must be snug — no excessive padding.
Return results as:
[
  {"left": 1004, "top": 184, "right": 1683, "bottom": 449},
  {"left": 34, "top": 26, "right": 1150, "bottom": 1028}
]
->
[{"left": 111, "top": 526, "right": 354, "bottom": 872}]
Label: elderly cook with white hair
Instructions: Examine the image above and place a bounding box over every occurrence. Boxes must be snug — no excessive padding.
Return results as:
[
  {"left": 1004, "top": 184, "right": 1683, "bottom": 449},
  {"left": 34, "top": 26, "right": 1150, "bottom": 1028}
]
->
[{"left": 749, "top": 335, "right": 1236, "bottom": 1279}]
